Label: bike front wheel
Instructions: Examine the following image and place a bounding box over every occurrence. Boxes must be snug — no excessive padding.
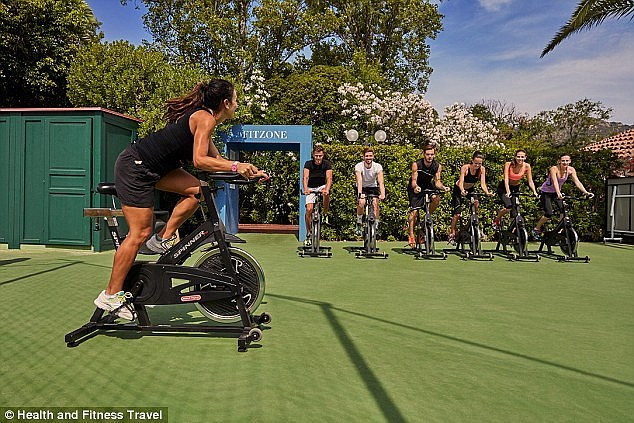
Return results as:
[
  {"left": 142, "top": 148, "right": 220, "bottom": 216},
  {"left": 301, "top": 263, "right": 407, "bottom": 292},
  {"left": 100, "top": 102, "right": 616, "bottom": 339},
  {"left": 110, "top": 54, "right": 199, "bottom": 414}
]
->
[
  {"left": 193, "top": 247, "right": 265, "bottom": 323},
  {"left": 513, "top": 227, "right": 528, "bottom": 255},
  {"left": 559, "top": 227, "right": 579, "bottom": 256}
]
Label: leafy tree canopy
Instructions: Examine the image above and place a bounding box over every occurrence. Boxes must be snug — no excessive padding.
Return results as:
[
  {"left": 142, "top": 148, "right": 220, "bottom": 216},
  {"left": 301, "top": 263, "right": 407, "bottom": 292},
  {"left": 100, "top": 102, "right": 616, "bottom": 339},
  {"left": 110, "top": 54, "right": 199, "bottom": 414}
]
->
[
  {"left": 121, "top": 0, "right": 442, "bottom": 91},
  {"left": 68, "top": 40, "right": 209, "bottom": 135},
  {"left": 0, "top": 0, "right": 100, "bottom": 107}
]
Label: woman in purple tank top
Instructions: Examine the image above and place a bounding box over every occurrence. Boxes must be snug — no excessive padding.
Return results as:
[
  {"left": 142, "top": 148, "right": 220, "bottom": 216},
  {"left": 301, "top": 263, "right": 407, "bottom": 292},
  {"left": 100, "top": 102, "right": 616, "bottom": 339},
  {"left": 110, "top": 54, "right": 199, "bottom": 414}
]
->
[{"left": 533, "top": 154, "right": 593, "bottom": 238}]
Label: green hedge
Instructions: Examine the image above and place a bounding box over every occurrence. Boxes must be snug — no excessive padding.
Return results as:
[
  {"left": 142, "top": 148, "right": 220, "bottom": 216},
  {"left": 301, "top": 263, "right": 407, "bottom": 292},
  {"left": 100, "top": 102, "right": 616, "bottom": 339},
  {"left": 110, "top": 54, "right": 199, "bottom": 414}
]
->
[{"left": 237, "top": 145, "right": 619, "bottom": 241}]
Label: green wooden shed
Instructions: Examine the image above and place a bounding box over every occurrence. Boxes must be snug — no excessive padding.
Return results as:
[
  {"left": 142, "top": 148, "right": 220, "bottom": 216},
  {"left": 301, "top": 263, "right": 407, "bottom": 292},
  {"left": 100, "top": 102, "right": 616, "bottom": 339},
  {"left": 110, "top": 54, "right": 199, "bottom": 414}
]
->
[{"left": 0, "top": 108, "right": 141, "bottom": 251}]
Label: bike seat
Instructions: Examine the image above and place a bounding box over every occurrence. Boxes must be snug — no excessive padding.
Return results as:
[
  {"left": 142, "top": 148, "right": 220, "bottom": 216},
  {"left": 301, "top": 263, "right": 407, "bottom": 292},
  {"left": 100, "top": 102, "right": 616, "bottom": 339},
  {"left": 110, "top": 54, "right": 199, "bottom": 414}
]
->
[{"left": 96, "top": 182, "right": 117, "bottom": 196}]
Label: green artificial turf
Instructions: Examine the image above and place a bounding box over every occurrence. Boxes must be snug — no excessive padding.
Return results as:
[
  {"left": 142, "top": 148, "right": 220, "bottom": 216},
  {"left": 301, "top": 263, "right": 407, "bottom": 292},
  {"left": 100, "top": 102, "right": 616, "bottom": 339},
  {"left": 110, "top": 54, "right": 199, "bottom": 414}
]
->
[{"left": 1, "top": 237, "right": 633, "bottom": 422}]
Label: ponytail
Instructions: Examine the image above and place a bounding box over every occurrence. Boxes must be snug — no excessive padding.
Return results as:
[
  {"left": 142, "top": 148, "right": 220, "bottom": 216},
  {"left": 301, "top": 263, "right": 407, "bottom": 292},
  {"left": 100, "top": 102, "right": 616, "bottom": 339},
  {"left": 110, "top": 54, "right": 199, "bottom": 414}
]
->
[{"left": 164, "top": 79, "right": 235, "bottom": 123}]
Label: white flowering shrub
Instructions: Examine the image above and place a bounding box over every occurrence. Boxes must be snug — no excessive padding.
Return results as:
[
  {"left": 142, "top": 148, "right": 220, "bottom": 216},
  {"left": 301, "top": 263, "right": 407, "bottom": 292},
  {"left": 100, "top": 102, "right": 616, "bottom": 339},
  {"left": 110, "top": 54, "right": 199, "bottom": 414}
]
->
[
  {"left": 338, "top": 83, "right": 436, "bottom": 145},
  {"left": 242, "top": 69, "right": 271, "bottom": 119},
  {"left": 430, "top": 103, "right": 502, "bottom": 149}
]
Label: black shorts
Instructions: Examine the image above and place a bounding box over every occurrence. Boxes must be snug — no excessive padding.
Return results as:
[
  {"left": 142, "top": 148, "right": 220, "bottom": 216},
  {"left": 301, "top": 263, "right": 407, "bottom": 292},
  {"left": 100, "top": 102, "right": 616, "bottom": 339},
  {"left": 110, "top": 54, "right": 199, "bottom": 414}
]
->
[
  {"left": 451, "top": 185, "right": 474, "bottom": 215},
  {"left": 540, "top": 192, "right": 563, "bottom": 218},
  {"left": 407, "top": 183, "right": 435, "bottom": 209},
  {"left": 359, "top": 186, "right": 380, "bottom": 198},
  {"left": 114, "top": 146, "right": 162, "bottom": 208},
  {"left": 496, "top": 181, "right": 520, "bottom": 209}
]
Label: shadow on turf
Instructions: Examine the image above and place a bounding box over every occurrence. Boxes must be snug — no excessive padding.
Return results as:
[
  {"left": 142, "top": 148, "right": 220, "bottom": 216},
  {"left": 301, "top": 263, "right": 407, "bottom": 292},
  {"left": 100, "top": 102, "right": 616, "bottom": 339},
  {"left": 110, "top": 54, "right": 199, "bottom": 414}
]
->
[
  {"left": 269, "top": 293, "right": 408, "bottom": 423},
  {"left": 269, "top": 293, "right": 634, "bottom": 392},
  {"left": 0, "top": 260, "right": 82, "bottom": 286},
  {"left": 0, "top": 257, "right": 30, "bottom": 266}
]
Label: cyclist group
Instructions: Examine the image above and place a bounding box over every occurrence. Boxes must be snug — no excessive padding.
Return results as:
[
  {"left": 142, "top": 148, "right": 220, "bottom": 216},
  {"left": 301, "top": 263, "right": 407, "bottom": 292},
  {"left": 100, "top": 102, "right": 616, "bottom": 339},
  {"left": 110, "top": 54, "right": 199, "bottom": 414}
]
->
[
  {"left": 92, "top": 79, "right": 594, "bottom": 319},
  {"left": 303, "top": 143, "right": 594, "bottom": 248}
]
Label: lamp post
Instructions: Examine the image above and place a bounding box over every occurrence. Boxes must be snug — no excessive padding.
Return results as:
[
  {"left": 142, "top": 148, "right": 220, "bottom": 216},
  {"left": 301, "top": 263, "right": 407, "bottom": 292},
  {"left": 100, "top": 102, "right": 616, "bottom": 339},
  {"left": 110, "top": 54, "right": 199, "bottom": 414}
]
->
[{"left": 345, "top": 129, "right": 387, "bottom": 144}]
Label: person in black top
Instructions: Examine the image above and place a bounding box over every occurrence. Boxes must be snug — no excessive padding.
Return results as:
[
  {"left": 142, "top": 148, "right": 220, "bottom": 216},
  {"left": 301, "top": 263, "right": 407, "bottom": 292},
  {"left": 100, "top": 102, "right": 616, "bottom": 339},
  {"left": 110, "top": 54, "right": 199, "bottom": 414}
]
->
[
  {"left": 93, "top": 79, "right": 266, "bottom": 320},
  {"left": 448, "top": 151, "right": 492, "bottom": 245},
  {"left": 407, "top": 143, "right": 449, "bottom": 247},
  {"left": 302, "top": 144, "right": 333, "bottom": 245}
]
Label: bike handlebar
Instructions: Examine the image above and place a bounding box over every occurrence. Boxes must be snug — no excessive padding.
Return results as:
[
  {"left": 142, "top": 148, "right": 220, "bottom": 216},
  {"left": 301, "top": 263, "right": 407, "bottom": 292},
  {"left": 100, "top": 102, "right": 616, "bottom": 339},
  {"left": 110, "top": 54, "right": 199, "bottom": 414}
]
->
[
  {"left": 206, "top": 171, "right": 269, "bottom": 185},
  {"left": 509, "top": 192, "right": 539, "bottom": 198}
]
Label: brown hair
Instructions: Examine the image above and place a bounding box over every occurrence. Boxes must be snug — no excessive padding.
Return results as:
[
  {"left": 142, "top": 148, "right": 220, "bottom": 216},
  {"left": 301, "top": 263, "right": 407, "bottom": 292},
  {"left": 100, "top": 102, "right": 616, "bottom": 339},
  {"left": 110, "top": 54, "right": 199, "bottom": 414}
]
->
[
  {"left": 363, "top": 147, "right": 374, "bottom": 155},
  {"left": 164, "top": 79, "right": 235, "bottom": 123},
  {"left": 512, "top": 149, "right": 527, "bottom": 165},
  {"left": 422, "top": 142, "right": 436, "bottom": 153}
]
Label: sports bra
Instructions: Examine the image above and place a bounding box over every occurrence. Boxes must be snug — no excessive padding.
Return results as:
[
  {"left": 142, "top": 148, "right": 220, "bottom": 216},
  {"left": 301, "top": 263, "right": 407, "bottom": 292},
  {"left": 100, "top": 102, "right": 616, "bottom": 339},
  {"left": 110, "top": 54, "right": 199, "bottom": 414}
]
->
[
  {"left": 508, "top": 163, "right": 526, "bottom": 182},
  {"left": 463, "top": 166, "right": 480, "bottom": 184}
]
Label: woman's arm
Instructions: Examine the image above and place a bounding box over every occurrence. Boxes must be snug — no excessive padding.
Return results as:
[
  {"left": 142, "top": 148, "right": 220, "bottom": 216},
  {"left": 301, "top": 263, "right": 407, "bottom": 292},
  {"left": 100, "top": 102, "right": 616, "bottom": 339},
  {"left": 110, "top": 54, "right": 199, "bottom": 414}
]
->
[
  {"left": 525, "top": 164, "right": 538, "bottom": 196},
  {"left": 549, "top": 166, "right": 563, "bottom": 198},
  {"left": 503, "top": 162, "right": 511, "bottom": 196},
  {"left": 457, "top": 164, "right": 467, "bottom": 195},
  {"left": 568, "top": 166, "right": 592, "bottom": 196},
  {"left": 190, "top": 110, "right": 257, "bottom": 177},
  {"left": 480, "top": 166, "right": 491, "bottom": 195}
]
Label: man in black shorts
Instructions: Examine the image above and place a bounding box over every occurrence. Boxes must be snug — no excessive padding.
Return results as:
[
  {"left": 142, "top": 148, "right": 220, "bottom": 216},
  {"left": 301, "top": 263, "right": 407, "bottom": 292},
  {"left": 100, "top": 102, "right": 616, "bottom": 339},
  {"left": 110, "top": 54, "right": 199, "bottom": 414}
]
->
[
  {"left": 302, "top": 144, "right": 332, "bottom": 245},
  {"left": 407, "top": 143, "right": 449, "bottom": 247}
]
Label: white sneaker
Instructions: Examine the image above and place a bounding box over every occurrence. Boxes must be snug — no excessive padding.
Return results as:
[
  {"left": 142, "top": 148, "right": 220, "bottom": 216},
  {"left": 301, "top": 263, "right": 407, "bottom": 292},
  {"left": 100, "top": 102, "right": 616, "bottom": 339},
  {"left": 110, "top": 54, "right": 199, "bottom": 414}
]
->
[
  {"left": 145, "top": 234, "right": 175, "bottom": 254},
  {"left": 94, "top": 290, "right": 135, "bottom": 321},
  {"left": 304, "top": 236, "right": 312, "bottom": 246}
]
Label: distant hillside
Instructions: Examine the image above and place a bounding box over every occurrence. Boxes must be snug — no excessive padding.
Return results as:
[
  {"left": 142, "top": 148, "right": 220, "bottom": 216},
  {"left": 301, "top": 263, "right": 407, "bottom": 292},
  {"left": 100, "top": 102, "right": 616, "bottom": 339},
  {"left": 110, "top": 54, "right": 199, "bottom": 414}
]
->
[{"left": 590, "top": 121, "right": 634, "bottom": 140}]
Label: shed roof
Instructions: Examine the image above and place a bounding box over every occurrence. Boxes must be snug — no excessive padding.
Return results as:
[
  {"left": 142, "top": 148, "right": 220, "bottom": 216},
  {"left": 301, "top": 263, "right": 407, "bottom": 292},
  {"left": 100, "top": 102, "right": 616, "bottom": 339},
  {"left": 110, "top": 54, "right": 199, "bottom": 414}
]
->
[{"left": 0, "top": 107, "right": 142, "bottom": 123}]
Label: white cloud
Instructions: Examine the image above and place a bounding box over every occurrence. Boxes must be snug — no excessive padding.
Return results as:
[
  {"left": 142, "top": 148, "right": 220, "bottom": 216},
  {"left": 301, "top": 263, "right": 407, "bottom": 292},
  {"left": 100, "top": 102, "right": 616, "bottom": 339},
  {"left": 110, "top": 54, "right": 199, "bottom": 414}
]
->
[
  {"left": 426, "top": 32, "right": 634, "bottom": 123},
  {"left": 479, "top": 0, "right": 513, "bottom": 12}
]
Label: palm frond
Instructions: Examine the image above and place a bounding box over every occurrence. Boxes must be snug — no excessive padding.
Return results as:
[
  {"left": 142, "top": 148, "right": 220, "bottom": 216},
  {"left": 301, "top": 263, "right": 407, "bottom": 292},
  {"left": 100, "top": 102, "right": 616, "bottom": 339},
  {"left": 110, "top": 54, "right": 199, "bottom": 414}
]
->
[{"left": 541, "top": 0, "right": 634, "bottom": 57}]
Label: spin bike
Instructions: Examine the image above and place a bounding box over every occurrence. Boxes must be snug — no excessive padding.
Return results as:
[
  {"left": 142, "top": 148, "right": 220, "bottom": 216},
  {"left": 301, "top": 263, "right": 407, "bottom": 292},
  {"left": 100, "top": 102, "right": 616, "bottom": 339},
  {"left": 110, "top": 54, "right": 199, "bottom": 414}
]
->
[
  {"left": 445, "top": 192, "right": 493, "bottom": 260},
  {"left": 412, "top": 189, "right": 447, "bottom": 260},
  {"left": 535, "top": 196, "right": 590, "bottom": 262},
  {"left": 298, "top": 190, "right": 332, "bottom": 258},
  {"left": 493, "top": 192, "right": 540, "bottom": 261},
  {"left": 355, "top": 193, "right": 388, "bottom": 258},
  {"left": 65, "top": 172, "right": 272, "bottom": 352}
]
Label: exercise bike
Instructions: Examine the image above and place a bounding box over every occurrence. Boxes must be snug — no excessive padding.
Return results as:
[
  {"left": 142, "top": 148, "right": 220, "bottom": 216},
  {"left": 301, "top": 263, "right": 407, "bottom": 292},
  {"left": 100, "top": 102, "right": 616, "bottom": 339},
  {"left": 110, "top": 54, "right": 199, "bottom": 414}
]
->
[
  {"left": 444, "top": 192, "right": 493, "bottom": 260},
  {"left": 492, "top": 192, "right": 540, "bottom": 261},
  {"left": 412, "top": 189, "right": 447, "bottom": 260},
  {"left": 535, "top": 196, "right": 590, "bottom": 262},
  {"left": 355, "top": 193, "right": 388, "bottom": 258},
  {"left": 65, "top": 172, "right": 272, "bottom": 352},
  {"left": 298, "top": 190, "right": 332, "bottom": 258}
]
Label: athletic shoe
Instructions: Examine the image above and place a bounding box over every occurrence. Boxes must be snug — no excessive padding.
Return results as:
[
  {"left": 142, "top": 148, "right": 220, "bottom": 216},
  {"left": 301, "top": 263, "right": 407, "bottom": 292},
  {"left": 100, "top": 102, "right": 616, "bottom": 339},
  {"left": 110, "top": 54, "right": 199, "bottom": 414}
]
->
[
  {"left": 94, "top": 290, "right": 135, "bottom": 321},
  {"left": 532, "top": 228, "right": 542, "bottom": 240},
  {"left": 145, "top": 234, "right": 174, "bottom": 254},
  {"left": 447, "top": 234, "right": 456, "bottom": 246},
  {"left": 355, "top": 223, "right": 362, "bottom": 236},
  {"left": 304, "top": 236, "right": 312, "bottom": 247},
  {"left": 408, "top": 236, "right": 416, "bottom": 248},
  {"left": 322, "top": 215, "right": 330, "bottom": 226},
  {"left": 492, "top": 219, "right": 500, "bottom": 231}
]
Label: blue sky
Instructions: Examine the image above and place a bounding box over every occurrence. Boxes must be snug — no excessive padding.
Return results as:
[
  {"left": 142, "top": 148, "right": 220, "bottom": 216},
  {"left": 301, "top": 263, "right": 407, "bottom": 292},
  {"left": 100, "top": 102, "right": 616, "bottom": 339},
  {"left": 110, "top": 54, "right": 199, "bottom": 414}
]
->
[{"left": 87, "top": 0, "right": 633, "bottom": 124}]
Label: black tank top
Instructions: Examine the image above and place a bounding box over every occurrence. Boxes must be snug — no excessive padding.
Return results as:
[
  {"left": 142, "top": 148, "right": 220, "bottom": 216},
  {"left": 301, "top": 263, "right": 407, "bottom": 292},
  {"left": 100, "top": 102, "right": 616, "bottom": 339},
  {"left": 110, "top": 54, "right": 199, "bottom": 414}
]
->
[
  {"left": 463, "top": 166, "right": 481, "bottom": 184},
  {"left": 415, "top": 159, "right": 439, "bottom": 188},
  {"left": 133, "top": 108, "right": 201, "bottom": 176}
]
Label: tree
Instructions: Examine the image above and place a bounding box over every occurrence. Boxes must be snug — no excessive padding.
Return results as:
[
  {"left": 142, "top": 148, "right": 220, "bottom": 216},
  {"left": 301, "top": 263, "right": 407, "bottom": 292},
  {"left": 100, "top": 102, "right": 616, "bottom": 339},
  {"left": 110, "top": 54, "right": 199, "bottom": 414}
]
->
[
  {"left": 338, "top": 82, "right": 437, "bottom": 145},
  {"left": 122, "top": 0, "right": 442, "bottom": 91},
  {"left": 541, "top": 0, "right": 634, "bottom": 57},
  {"left": 327, "top": 0, "right": 443, "bottom": 91},
  {"left": 0, "top": 0, "right": 100, "bottom": 107},
  {"left": 123, "top": 0, "right": 339, "bottom": 80},
  {"left": 67, "top": 40, "right": 209, "bottom": 135},
  {"left": 535, "top": 98, "right": 611, "bottom": 148}
]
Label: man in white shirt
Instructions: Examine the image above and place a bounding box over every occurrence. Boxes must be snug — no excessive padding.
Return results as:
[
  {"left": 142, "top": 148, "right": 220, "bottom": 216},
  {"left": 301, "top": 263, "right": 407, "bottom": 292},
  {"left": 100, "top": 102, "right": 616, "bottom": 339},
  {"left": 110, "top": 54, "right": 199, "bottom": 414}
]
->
[{"left": 354, "top": 147, "right": 386, "bottom": 235}]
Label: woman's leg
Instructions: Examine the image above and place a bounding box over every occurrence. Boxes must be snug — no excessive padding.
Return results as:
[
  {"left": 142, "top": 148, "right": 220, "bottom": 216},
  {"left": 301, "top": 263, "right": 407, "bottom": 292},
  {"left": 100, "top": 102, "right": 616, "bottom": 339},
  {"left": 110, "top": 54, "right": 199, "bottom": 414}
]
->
[
  {"left": 155, "top": 168, "right": 202, "bottom": 239},
  {"left": 105, "top": 205, "right": 154, "bottom": 294}
]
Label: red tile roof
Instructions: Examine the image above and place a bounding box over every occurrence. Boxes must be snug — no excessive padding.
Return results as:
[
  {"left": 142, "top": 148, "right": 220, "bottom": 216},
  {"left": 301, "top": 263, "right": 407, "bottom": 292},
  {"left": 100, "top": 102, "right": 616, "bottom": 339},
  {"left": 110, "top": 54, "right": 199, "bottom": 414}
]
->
[{"left": 585, "top": 129, "right": 634, "bottom": 175}]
